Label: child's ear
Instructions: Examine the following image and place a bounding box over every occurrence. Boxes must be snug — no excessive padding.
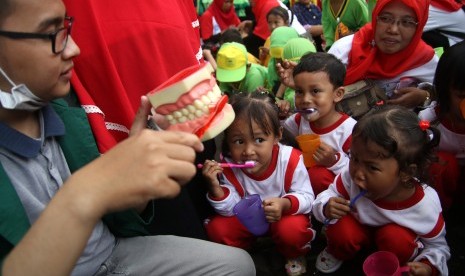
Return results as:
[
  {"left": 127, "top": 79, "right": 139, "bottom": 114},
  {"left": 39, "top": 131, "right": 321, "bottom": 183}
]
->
[
  {"left": 400, "top": 164, "right": 418, "bottom": 184},
  {"left": 333, "top": 86, "right": 345, "bottom": 103},
  {"left": 275, "top": 126, "right": 283, "bottom": 144}
]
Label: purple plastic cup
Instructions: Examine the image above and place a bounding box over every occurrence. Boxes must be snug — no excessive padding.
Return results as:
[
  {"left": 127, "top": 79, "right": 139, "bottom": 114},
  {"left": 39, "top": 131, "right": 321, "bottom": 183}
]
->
[{"left": 233, "top": 194, "right": 269, "bottom": 236}]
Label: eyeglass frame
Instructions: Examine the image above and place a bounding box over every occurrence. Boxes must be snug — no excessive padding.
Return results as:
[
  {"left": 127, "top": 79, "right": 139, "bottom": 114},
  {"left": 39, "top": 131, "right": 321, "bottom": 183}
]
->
[
  {"left": 376, "top": 14, "right": 418, "bottom": 29},
  {"left": 0, "top": 16, "right": 73, "bottom": 54}
]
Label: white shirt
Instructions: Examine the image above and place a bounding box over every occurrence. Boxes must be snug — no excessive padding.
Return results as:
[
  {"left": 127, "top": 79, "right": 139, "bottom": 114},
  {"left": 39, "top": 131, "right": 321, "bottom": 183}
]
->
[
  {"left": 208, "top": 144, "right": 315, "bottom": 216},
  {"left": 284, "top": 113, "right": 356, "bottom": 175},
  {"left": 313, "top": 167, "right": 451, "bottom": 275}
]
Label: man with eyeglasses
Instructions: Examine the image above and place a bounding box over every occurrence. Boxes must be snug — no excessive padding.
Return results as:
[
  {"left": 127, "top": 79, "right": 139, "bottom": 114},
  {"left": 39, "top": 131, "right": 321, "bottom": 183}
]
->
[{"left": 0, "top": 0, "right": 256, "bottom": 275}]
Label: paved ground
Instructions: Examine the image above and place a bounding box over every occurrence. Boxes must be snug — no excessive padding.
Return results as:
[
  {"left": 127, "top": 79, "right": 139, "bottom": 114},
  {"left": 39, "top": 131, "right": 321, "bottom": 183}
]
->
[{"left": 250, "top": 203, "right": 465, "bottom": 275}]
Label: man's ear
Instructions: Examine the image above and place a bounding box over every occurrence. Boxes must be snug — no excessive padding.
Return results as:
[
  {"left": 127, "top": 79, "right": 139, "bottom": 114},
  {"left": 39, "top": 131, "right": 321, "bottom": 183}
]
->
[{"left": 333, "top": 86, "right": 345, "bottom": 103}]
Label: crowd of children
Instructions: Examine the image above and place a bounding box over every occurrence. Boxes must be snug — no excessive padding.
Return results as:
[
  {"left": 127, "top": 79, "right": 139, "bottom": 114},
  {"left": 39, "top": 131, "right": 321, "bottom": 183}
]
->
[
  {"left": 1, "top": 0, "right": 464, "bottom": 275},
  {"left": 195, "top": 0, "right": 464, "bottom": 275}
]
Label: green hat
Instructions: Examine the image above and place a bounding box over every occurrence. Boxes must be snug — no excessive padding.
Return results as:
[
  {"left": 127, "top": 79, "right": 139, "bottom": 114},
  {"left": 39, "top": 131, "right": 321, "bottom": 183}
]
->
[
  {"left": 216, "top": 42, "right": 248, "bottom": 83},
  {"left": 269, "top": 26, "right": 299, "bottom": 59},
  {"left": 282, "top": 38, "right": 316, "bottom": 62}
]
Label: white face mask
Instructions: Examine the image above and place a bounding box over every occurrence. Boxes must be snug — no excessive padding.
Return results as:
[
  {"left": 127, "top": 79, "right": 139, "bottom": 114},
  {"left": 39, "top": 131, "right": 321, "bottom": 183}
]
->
[{"left": 0, "top": 66, "right": 47, "bottom": 111}]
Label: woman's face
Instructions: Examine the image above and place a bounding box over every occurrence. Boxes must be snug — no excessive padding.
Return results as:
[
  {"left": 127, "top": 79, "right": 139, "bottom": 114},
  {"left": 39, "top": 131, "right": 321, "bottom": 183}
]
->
[
  {"left": 374, "top": 0, "right": 417, "bottom": 54},
  {"left": 221, "top": 0, "right": 233, "bottom": 13}
]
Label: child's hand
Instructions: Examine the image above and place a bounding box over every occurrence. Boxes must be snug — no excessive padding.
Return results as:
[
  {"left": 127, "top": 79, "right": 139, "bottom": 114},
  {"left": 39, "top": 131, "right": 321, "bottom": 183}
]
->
[
  {"left": 405, "top": 261, "right": 433, "bottom": 276},
  {"left": 276, "top": 60, "right": 297, "bottom": 89},
  {"left": 201, "top": 160, "right": 223, "bottom": 192},
  {"left": 276, "top": 99, "right": 291, "bottom": 119},
  {"left": 313, "top": 142, "right": 338, "bottom": 167},
  {"left": 324, "top": 197, "right": 350, "bottom": 220},
  {"left": 263, "top": 197, "right": 291, "bottom": 222}
]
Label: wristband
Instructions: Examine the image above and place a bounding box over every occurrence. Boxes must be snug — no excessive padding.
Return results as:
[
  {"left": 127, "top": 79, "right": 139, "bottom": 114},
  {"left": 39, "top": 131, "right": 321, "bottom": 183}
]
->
[{"left": 275, "top": 96, "right": 284, "bottom": 100}]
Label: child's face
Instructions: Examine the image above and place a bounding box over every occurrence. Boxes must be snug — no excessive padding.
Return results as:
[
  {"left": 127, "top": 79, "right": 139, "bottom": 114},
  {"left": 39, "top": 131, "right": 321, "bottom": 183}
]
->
[
  {"left": 349, "top": 137, "right": 407, "bottom": 202},
  {"left": 267, "top": 14, "right": 287, "bottom": 33},
  {"left": 293, "top": 71, "right": 344, "bottom": 124},
  {"left": 0, "top": 0, "right": 80, "bottom": 101},
  {"left": 226, "top": 116, "right": 280, "bottom": 176}
]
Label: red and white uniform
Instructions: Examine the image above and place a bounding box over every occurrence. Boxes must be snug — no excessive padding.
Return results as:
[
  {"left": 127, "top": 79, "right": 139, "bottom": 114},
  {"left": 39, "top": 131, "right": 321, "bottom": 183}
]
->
[
  {"left": 208, "top": 144, "right": 314, "bottom": 215},
  {"left": 313, "top": 167, "right": 451, "bottom": 275},
  {"left": 205, "top": 144, "right": 315, "bottom": 258},
  {"left": 284, "top": 113, "right": 356, "bottom": 176}
]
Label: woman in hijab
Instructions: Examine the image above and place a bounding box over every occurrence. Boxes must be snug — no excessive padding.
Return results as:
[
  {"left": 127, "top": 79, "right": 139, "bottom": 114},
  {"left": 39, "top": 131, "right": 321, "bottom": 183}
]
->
[
  {"left": 200, "top": 0, "right": 241, "bottom": 44},
  {"left": 328, "top": 0, "right": 438, "bottom": 109}
]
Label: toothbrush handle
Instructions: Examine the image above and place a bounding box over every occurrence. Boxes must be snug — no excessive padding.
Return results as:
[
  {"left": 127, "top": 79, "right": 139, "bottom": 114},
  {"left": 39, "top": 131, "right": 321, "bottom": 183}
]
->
[{"left": 196, "top": 163, "right": 241, "bottom": 168}]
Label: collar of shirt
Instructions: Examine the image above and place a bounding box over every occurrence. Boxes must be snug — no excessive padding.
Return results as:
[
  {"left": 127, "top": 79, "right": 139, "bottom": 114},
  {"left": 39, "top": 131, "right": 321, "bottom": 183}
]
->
[{"left": 0, "top": 105, "right": 65, "bottom": 158}]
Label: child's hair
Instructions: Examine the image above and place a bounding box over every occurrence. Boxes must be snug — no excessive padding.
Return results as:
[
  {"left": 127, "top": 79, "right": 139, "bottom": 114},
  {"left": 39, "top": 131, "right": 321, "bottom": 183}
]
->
[
  {"left": 293, "top": 52, "right": 346, "bottom": 88},
  {"left": 352, "top": 105, "right": 440, "bottom": 183},
  {"left": 222, "top": 91, "right": 281, "bottom": 154},
  {"left": 220, "top": 29, "right": 244, "bottom": 45},
  {"left": 266, "top": 6, "right": 289, "bottom": 24},
  {"left": 434, "top": 40, "right": 465, "bottom": 115}
]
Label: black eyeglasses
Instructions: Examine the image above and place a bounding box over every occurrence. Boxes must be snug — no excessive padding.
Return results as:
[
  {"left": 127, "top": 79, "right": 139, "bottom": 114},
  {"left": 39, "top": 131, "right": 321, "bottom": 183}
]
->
[{"left": 0, "top": 16, "right": 73, "bottom": 54}]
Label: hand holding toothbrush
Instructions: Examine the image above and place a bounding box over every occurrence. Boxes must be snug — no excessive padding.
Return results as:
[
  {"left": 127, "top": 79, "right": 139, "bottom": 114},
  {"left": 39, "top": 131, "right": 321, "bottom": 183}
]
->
[{"left": 200, "top": 160, "right": 256, "bottom": 198}]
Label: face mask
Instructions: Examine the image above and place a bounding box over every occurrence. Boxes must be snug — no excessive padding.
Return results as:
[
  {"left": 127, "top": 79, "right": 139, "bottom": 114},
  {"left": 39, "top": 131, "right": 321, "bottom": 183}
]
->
[{"left": 0, "top": 66, "right": 47, "bottom": 111}]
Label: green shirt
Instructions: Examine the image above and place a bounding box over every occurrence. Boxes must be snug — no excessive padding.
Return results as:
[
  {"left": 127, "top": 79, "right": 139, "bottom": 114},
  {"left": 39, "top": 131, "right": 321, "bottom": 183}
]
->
[
  {"left": 322, "top": 0, "right": 369, "bottom": 50},
  {"left": 219, "top": 63, "right": 268, "bottom": 94}
]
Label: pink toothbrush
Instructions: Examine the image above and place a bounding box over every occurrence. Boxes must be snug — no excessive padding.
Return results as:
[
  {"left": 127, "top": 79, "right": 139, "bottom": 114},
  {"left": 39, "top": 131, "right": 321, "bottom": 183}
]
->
[{"left": 197, "top": 161, "right": 256, "bottom": 169}]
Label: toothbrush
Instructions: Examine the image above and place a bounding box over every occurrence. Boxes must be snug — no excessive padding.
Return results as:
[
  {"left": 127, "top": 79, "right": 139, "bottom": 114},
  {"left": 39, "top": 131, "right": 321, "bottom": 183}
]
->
[
  {"left": 324, "top": 189, "right": 367, "bottom": 225},
  {"left": 294, "top": 108, "right": 317, "bottom": 114},
  {"left": 197, "top": 160, "right": 256, "bottom": 169},
  {"left": 349, "top": 190, "right": 367, "bottom": 209}
]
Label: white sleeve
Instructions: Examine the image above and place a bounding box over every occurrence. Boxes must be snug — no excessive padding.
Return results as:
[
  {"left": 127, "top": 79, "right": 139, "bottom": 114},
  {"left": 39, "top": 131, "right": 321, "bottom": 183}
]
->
[
  {"left": 327, "top": 34, "right": 354, "bottom": 66},
  {"left": 328, "top": 151, "right": 349, "bottom": 176},
  {"left": 283, "top": 114, "right": 299, "bottom": 136},
  {"left": 415, "top": 226, "right": 450, "bottom": 275},
  {"left": 312, "top": 175, "right": 341, "bottom": 223},
  {"left": 206, "top": 178, "right": 242, "bottom": 216}
]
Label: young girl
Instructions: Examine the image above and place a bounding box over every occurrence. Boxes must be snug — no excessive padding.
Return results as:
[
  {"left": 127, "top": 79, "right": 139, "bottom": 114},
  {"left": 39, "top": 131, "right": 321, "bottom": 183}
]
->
[
  {"left": 202, "top": 92, "right": 316, "bottom": 276},
  {"left": 419, "top": 40, "right": 465, "bottom": 211},
  {"left": 313, "top": 105, "right": 450, "bottom": 275},
  {"left": 259, "top": 6, "right": 290, "bottom": 67}
]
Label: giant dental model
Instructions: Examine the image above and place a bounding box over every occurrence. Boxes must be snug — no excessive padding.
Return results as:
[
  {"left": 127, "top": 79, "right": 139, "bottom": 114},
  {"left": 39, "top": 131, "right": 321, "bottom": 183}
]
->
[{"left": 147, "top": 63, "right": 235, "bottom": 141}]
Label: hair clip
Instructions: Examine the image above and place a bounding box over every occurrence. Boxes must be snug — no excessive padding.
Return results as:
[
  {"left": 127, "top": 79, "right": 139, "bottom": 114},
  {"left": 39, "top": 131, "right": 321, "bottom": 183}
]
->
[
  {"left": 419, "top": 120, "right": 430, "bottom": 131},
  {"left": 375, "top": 100, "right": 385, "bottom": 106}
]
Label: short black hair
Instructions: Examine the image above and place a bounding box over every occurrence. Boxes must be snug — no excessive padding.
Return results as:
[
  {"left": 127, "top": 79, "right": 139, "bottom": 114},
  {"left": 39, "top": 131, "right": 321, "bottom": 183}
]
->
[
  {"left": 434, "top": 40, "right": 465, "bottom": 115},
  {"left": 293, "top": 52, "right": 346, "bottom": 88},
  {"left": 220, "top": 29, "right": 244, "bottom": 45}
]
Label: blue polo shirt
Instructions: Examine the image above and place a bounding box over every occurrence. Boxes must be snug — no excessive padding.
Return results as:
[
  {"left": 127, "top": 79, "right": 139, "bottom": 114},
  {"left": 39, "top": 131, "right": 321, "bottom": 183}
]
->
[{"left": 0, "top": 105, "right": 114, "bottom": 276}]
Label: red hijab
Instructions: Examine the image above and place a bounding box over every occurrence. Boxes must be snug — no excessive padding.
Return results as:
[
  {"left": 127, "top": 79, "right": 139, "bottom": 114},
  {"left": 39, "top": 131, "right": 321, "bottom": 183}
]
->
[
  {"left": 65, "top": 0, "right": 201, "bottom": 152},
  {"left": 200, "top": 0, "right": 240, "bottom": 40},
  {"left": 431, "top": 0, "right": 463, "bottom": 12},
  {"left": 252, "top": 0, "right": 280, "bottom": 40},
  {"left": 344, "top": 0, "right": 434, "bottom": 85}
]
